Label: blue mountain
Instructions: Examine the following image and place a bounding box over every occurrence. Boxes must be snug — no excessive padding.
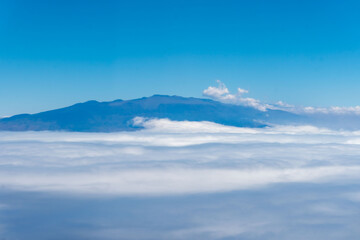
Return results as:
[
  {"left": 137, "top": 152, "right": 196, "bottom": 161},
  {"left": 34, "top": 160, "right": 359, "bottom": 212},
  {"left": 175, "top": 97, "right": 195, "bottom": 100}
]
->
[{"left": 0, "top": 95, "right": 300, "bottom": 132}]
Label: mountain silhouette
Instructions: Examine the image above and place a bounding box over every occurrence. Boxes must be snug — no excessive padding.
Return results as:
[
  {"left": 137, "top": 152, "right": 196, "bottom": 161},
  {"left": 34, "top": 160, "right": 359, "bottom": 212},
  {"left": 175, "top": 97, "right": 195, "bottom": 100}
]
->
[{"left": 0, "top": 95, "right": 300, "bottom": 132}]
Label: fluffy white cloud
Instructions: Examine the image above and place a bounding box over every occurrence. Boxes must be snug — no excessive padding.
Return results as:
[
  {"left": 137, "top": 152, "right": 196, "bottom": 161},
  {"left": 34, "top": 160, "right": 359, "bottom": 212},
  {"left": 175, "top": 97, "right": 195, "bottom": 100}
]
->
[
  {"left": 203, "top": 80, "right": 269, "bottom": 111},
  {"left": 2, "top": 119, "right": 360, "bottom": 239},
  {"left": 202, "top": 80, "right": 232, "bottom": 99},
  {"left": 1, "top": 118, "right": 360, "bottom": 195},
  {"left": 132, "top": 116, "right": 258, "bottom": 134}
]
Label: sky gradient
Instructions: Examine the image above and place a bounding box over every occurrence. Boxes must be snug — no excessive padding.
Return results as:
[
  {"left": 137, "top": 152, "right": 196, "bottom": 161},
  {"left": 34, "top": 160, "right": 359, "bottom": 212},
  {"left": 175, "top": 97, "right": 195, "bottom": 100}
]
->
[{"left": 1, "top": 0, "right": 360, "bottom": 116}]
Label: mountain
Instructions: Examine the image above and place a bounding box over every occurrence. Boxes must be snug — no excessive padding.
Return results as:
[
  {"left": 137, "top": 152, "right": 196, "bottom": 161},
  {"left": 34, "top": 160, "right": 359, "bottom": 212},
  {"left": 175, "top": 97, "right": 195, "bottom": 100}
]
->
[{"left": 0, "top": 95, "right": 301, "bottom": 132}]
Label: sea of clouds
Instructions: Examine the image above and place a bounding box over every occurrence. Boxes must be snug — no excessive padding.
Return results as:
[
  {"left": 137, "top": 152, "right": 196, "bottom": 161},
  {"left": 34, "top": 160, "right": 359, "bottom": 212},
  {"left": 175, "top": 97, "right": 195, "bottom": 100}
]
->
[
  {"left": 1, "top": 117, "right": 360, "bottom": 195},
  {"left": 1, "top": 118, "right": 360, "bottom": 239}
]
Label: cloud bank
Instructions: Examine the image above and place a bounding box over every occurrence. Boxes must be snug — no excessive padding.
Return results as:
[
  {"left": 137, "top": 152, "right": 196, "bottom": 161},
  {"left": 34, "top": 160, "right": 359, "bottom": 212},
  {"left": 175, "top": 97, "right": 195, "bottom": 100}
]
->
[
  {"left": 1, "top": 118, "right": 360, "bottom": 195},
  {"left": 2, "top": 119, "right": 360, "bottom": 240}
]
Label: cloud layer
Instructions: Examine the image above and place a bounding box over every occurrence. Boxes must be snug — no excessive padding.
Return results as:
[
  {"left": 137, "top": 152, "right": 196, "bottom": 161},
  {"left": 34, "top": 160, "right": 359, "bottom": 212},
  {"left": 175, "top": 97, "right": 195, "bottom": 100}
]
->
[
  {"left": 1, "top": 118, "right": 360, "bottom": 195},
  {"left": 2, "top": 119, "right": 360, "bottom": 239}
]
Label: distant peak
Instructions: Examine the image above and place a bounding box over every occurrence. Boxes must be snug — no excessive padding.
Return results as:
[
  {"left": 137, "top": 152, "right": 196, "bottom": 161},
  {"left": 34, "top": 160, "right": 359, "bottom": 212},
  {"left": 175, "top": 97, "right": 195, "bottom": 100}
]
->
[
  {"left": 150, "top": 94, "right": 172, "bottom": 98},
  {"left": 84, "top": 100, "right": 99, "bottom": 103},
  {"left": 149, "top": 94, "right": 186, "bottom": 99}
]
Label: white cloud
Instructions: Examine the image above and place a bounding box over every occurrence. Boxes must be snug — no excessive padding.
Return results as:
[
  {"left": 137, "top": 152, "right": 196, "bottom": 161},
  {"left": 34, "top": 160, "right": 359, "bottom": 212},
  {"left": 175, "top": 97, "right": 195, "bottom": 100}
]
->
[
  {"left": 1, "top": 166, "right": 359, "bottom": 195},
  {"left": 269, "top": 100, "right": 360, "bottom": 115},
  {"left": 202, "top": 80, "right": 231, "bottom": 99},
  {"left": 202, "top": 81, "right": 360, "bottom": 115},
  {"left": 269, "top": 104, "right": 360, "bottom": 115},
  {"left": 299, "top": 106, "right": 360, "bottom": 115},
  {"left": 2, "top": 119, "right": 360, "bottom": 239},
  {"left": 1, "top": 118, "right": 360, "bottom": 195},
  {"left": 132, "top": 117, "right": 258, "bottom": 134},
  {"left": 203, "top": 80, "right": 269, "bottom": 111}
]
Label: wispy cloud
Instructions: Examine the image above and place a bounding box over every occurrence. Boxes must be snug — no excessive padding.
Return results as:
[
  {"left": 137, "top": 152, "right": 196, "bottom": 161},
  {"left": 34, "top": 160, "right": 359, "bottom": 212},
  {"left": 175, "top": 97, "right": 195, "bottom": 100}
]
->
[
  {"left": 203, "top": 80, "right": 360, "bottom": 115},
  {"left": 1, "top": 166, "right": 359, "bottom": 195}
]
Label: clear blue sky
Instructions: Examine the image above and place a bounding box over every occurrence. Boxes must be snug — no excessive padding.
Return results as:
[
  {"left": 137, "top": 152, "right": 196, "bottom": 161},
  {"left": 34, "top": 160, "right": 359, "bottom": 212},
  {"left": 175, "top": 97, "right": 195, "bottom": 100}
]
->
[{"left": 1, "top": 0, "right": 360, "bottom": 116}]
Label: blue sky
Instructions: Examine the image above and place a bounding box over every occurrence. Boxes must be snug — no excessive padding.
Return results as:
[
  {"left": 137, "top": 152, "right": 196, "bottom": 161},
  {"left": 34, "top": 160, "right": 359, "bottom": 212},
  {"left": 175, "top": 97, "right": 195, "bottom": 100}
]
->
[{"left": 1, "top": 0, "right": 360, "bottom": 116}]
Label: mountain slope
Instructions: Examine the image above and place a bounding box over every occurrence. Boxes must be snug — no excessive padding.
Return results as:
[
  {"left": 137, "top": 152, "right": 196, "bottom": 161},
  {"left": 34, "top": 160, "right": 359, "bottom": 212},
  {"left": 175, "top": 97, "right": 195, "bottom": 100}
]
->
[{"left": 0, "top": 95, "right": 300, "bottom": 132}]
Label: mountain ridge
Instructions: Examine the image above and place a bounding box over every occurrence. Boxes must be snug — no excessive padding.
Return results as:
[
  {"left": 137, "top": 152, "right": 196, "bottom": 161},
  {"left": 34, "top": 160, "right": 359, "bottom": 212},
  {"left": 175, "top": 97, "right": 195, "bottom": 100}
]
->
[
  {"left": 4, "top": 94, "right": 359, "bottom": 132},
  {"left": 0, "top": 95, "right": 288, "bottom": 132}
]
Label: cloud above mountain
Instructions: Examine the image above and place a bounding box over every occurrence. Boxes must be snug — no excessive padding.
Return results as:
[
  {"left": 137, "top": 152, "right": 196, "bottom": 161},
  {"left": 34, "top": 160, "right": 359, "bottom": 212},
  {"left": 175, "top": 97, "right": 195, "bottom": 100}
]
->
[
  {"left": 203, "top": 80, "right": 269, "bottom": 111},
  {"left": 203, "top": 80, "right": 360, "bottom": 115}
]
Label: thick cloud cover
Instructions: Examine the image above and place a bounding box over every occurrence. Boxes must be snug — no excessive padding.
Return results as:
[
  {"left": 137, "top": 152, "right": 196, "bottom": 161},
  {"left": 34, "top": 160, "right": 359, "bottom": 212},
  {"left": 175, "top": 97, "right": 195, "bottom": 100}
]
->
[
  {"left": 1, "top": 119, "right": 360, "bottom": 239},
  {"left": 1, "top": 118, "right": 360, "bottom": 195}
]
